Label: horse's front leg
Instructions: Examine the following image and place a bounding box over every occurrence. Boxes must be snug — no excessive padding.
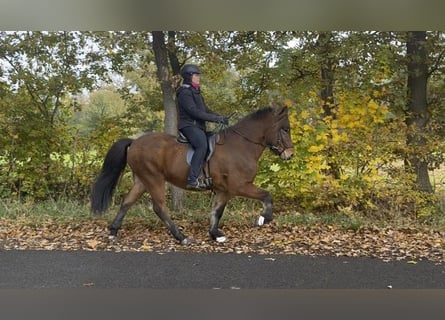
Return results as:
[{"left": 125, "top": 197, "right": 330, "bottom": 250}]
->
[
  {"left": 209, "top": 192, "right": 230, "bottom": 242},
  {"left": 255, "top": 191, "right": 273, "bottom": 226},
  {"left": 237, "top": 183, "right": 273, "bottom": 227},
  {"left": 152, "top": 201, "right": 190, "bottom": 245},
  {"left": 143, "top": 177, "right": 191, "bottom": 245}
]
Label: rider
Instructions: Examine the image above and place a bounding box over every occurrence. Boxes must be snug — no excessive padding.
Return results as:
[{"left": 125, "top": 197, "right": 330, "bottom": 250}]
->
[{"left": 176, "top": 64, "right": 229, "bottom": 190}]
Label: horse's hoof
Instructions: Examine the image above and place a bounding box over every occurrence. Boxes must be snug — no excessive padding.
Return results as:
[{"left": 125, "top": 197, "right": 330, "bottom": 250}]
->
[
  {"left": 210, "top": 230, "right": 226, "bottom": 242},
  {"left": 216, "top": 236, "right": 227, "bottom": 243},
  {"left": 108, "top": 235, "right": 117, "bottom": 243},
  {"left": 181, "top": 237, "right": 193, "bottom": 245},
  {"left": 255, "top": 216, "right": 265, "bottom": 226}
]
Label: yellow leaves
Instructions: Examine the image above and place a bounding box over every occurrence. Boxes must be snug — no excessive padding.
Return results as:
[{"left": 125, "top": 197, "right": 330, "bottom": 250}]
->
[
  {"left": 263, "top": 91, "right": 413, "bottom": 213},
  {"left": 283, "top": 98, "right": 294, "bottom": 107},
  {"left": 140, "top": 244, "right": 152, "bottom": 251},
  {"left": 300, "top": 110, "right": 310, "bottom": 119},
  {"left": 330, "top": 94, "right": 388, "bottom": 131},
  {"left": 140, "top": 243, "right": 153, "bottom": 251},
  {"left": 269, "top": 163, "right": 281, "bottom": 172},
  {"left": 308, "top": 145, "right": 324, "bottom": 153},
  {"left": 316, "top": 132, "right": 328, "bottom": 143},
  {"left": 307, "top": 154, "right": 323, "bottom": 165},
  {"left": 306, "top": 154, "right": 329, "bottom": 177},
  {"left": 302, "top": 124, "right": 313, "bottom": 132},
  {"left": 331, "top": 130, "right": 349, "bottom": 144}
]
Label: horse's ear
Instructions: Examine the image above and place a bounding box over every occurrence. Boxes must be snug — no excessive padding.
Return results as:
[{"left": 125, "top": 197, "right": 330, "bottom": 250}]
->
[{"left": 274, "top": 105, "right": 288, "bottom": 116}]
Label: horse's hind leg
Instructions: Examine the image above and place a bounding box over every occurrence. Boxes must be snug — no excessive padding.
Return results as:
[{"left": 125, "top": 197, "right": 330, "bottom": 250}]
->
[
  {"left": 109, "top": 176, "right": 145, "bottom": 239},
  {"left": 209, "top": 192, "right": 230, "bottom": 242}
]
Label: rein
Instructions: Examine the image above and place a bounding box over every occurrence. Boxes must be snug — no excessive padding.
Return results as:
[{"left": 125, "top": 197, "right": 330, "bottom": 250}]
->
[
  {"left": 229, "top": 127, "right": 266, "bottom": 147},
  {"left": 229, "top": 127, "right": 282, "bottom": 154}
]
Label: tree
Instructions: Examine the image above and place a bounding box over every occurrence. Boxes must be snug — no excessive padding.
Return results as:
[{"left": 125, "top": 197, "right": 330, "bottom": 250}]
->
[
  {"left": 151, "top": 31, "right": 185, "bottom": 209},
  {"left": 0, "top": 31, "right": 109, "bottom": 198},
  {"left": 75, "top": 88, "right": 127, "bottom": 135},
  {"left": 316, "top": 32, "right": 341, "bottom": 179},
  {"left": 318, "top": 32, "right": 336, "bottom": 118},
  {"left": 405, "top": 31, "right": 433, "bottom": 193},
  {"left": 152, "top": 31, "right": 178, "bottom": 136}
]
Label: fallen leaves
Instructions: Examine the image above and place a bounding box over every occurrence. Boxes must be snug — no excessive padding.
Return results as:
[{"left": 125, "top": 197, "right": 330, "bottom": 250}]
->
[
  {"left": 0, "top": 217, "right": 444, "bottom": 263},
  {"left": 82, "top": 282, "right": 95, "bottom": 287},
  {"left": 86, "top": 239, "right": 100, "bottom": 250}
]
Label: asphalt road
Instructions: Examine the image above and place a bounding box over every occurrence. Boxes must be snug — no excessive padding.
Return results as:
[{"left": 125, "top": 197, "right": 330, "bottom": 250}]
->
[{"left": 1, "top": 250, "right": 444, "bottom": 289}]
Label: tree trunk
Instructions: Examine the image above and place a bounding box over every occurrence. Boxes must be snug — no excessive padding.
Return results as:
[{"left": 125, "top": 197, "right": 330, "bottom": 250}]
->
[
  {"left": 405, "top": 31, "right": 433, "bottom": 193},
  {"left": 318, "top": 32, "right": 340, "bottom": 179},
  {"left": 319, "top": 32, "right": 335, "bottom": 118},
  {"left": 167, "top": 31, "right": 181, "bottom": 74},
  {"left": 151, "top": 31, "right": 185, "bottom": 209}
]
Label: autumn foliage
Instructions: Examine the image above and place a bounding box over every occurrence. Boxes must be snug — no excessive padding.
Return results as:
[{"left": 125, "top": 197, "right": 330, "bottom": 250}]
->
[
  {"left": 256, "top": 90, "right": 442, "bottom": 218},
  {"left": 1, "top": 31, "right": 445, "bottom": 223}
]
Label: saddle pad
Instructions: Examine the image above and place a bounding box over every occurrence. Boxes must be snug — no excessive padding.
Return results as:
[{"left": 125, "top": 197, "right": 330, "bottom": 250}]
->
[
  {"left": 184, "top": 134, "right": 217, "bottom": 165},
  {"left": 186, "top": 147, "right": 194, "bottom": 166}
]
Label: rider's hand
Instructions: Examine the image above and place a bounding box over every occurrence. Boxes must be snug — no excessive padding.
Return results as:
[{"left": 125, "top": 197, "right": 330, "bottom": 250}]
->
[{"left": 217, "top": 116, "right": 229, "bottom": 125}]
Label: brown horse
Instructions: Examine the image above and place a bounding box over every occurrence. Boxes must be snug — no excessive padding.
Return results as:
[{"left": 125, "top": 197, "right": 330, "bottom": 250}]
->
[{"left": 91, "top": 106, "right": 294, "bottom": 244}]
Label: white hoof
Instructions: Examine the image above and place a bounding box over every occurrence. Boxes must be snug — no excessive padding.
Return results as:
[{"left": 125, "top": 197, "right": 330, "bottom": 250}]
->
[
  {"left": 256, "top": 216, "right": 265, "bottom": 226},
  {"left": 216, "top": 236, "right": 227, "bottom": 243},
  {"left": 181, "top": 237, "right": 193, "bottom": 245},
  {"left": 108, "top": 235, "right": 117, "bottom": 241}
]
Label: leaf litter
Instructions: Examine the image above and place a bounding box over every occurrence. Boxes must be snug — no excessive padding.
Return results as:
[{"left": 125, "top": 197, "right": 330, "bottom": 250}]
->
[{"left": 0, "top": 217, "right": 444, "bottom": 263}]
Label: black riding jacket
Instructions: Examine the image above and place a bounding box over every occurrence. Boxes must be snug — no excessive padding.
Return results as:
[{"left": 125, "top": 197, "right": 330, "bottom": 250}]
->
[{"left": 176, "top": 84, "right": 221, "bottom": 130}]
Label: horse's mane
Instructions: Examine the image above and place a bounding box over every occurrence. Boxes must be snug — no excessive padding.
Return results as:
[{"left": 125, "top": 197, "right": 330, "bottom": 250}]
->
[{"left": 233, "top": 107, "right": 274, "bottom": 127}]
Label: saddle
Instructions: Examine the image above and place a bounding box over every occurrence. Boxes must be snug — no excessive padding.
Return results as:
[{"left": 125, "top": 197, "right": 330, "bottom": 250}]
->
[{"left": 176, "top": 132, "right": 219, "bottom": 188}]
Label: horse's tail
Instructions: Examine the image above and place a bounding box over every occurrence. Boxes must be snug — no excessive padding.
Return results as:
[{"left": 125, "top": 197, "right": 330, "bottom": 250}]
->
[{"left": 90, "top": 138, "right": 133, "bottom": 215}]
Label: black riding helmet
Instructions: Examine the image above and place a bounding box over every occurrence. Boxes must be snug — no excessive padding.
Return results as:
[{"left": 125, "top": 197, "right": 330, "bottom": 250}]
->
[{"left": 180, "top": 64, "right": 201, "bottom": 82}]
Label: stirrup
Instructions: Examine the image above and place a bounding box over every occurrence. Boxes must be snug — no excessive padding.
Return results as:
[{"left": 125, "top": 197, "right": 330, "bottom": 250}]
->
[{"left": 186, "top": 180, "right": 207, "bottom": 190}]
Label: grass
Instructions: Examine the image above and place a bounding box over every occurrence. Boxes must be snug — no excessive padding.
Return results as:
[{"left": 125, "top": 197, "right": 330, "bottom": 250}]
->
[
  {"left": 0, "top": 199, "right": 93, "bottom": 227},
  {"left": 3, "top": 161, "right": 445, "bottom": 233},
  {"left": 2, "top": 193, "right": 445, "bottom": 234}
]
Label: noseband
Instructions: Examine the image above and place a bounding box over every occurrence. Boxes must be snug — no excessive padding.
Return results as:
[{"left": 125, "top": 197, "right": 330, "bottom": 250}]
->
[{"left": 268, "top": 128, "right": 291, "bottom": 156}]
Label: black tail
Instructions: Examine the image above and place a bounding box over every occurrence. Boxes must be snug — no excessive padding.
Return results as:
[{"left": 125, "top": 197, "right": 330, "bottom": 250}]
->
[{"left": 90, "top": 138, "right": 133, "bottom": 215}]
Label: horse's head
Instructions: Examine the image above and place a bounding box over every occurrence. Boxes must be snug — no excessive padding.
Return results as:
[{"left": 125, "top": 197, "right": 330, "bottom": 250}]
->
[{"left": 265, "top": 106, "right": 294, "bottom": 160}]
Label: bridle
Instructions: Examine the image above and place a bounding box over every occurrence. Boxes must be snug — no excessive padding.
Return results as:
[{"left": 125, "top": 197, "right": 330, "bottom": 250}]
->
[{"left": 229, "top": 127, "right": 288, "bottom": 156}]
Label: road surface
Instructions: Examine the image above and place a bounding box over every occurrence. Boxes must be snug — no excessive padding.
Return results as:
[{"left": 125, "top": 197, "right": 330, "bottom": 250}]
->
[
  {"left": 1, "top": 250, "right": 445, "bottom": 319},
  {"left": 1, "top": 250, "right": 444, "bottom": 289}
]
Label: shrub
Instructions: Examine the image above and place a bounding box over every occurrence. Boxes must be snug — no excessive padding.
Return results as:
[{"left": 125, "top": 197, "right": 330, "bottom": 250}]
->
[{"left": 256, "top": 92, "right": 441, "bottom": 219}]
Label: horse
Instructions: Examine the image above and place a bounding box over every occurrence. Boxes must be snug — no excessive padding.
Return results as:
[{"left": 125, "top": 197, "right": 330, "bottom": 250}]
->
[{"left": 90, "top": 106, "right": 294, "bottom": 244}]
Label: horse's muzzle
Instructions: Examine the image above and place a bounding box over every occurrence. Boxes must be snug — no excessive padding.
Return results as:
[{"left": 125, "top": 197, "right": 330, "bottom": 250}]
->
[{"left": 280, "top": 148, "right": 294, "bottom": 160}]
